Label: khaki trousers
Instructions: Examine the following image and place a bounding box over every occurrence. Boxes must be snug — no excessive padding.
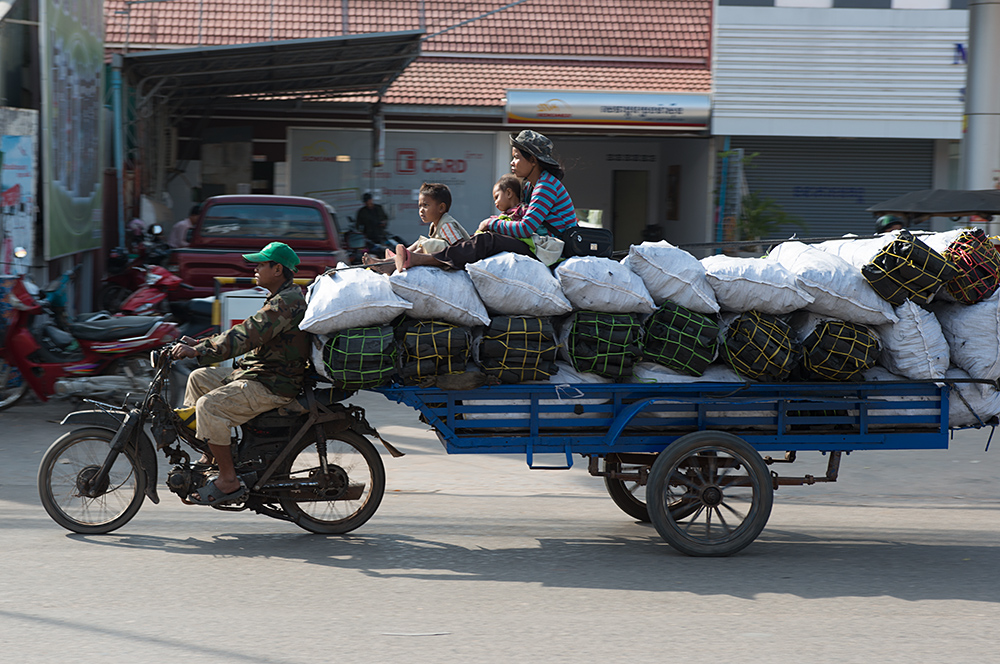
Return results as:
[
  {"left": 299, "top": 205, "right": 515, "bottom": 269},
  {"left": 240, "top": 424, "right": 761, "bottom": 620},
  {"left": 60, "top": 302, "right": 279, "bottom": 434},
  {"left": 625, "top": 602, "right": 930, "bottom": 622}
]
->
[{"left": 183, "top": 365, "right": 294, "bottom": 448}]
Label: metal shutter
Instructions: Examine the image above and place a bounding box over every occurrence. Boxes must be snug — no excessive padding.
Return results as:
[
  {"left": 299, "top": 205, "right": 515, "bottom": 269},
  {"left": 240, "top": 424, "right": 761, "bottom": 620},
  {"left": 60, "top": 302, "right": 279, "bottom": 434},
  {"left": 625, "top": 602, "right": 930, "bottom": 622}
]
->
[{"left": 724, "top": 136, "right": 934, "bottom": 239}]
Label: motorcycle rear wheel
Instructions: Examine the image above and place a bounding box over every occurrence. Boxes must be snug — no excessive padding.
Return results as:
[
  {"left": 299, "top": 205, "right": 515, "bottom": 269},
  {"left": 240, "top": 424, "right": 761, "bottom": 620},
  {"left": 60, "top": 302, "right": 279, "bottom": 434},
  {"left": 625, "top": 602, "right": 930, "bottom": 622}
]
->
[
  {"left": 38, "top": 427, "right": 146, "bottom": 534},
  {"left": 0, "top": 358, "right": 29, "bottom": 411},
  {"left": 98, "top": 284, "right": 131, "bottom": 313},
  {"left": 279, "top": 429, "right": 385, "bottom": 534}
]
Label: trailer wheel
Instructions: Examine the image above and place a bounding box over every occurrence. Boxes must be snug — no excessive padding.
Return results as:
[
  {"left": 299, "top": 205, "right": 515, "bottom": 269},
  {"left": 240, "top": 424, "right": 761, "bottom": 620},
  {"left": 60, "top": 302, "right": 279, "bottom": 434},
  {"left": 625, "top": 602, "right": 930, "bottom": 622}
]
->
[
  {"left": 603, "top": 457, "right": 651, "bottom": 522},
  {"left": 647, "top": 431, "right": 772, "bottom": 557}
]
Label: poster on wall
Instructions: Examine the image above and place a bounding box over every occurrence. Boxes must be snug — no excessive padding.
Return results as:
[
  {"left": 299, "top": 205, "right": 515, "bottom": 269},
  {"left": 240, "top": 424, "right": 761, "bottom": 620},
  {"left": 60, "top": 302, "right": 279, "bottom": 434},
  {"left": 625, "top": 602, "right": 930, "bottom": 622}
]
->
[
  {"left": 40, "top": 0, "right": 104, "bottom": 259},
  {"left": 1, "top": 134, "right": 36, "bottom": 274},
  {"left": 287, "top": 129, "right": 497, "bottom": 244}
]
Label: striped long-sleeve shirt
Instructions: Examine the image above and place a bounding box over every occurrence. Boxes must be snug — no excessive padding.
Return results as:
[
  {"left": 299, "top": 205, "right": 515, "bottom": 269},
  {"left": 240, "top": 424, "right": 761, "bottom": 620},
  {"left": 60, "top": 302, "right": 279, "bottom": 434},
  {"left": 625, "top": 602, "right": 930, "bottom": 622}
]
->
[{"left": 486, "top": 171, "right": 576, "bottom": 238}]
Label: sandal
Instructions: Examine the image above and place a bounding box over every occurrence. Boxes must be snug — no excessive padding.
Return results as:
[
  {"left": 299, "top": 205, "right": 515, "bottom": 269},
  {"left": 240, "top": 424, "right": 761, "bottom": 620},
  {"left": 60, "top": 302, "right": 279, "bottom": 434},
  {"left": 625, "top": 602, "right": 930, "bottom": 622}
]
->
[{"left": 187, "top": 478, "right": 247, "bottom": 506}]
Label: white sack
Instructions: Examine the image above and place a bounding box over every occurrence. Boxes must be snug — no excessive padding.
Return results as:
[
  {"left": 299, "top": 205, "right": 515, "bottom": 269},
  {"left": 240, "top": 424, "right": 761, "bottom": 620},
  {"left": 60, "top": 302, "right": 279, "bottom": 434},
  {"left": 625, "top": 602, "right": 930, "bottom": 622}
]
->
[
  {"left": 466, "top": 252, "right": 573, "bottom": 316},
  {"left": 389, "top": 266, "right": 490, "bottom": 327},
  {"left": 630, "top": 361, "right": 744, "bottom": 384},
  {"left": 700, "top": 254, "right": 814, "bottom": 314},
  {"left": 815, "top": 233, "right": 896, "bottom": 269},
  {"left": 300, "top": 268, "right": 412, "bottom": 334},
  {"left": 920, "top": 229, "right": 965, "bottom": 255},
  {"left": 768, "top": 241, "right": 897, "bottom": 325},
  {"left": 621, "top": 241, "right": 719, "bottom": 313},
  {"left": 875, "top": 300, "right": 949, "bottom": 380},
  {"left": 931, "top": 289, "right": 1000, "bottom": 380},
  {"left": 463, "top": 362, "right": 612, "bottom": 422},
  {"left": 555, "top": 256, "right": 655, "bottom": 314},
  {"left": 864, "top": 366, "right": 1000, "bottom": 428}
]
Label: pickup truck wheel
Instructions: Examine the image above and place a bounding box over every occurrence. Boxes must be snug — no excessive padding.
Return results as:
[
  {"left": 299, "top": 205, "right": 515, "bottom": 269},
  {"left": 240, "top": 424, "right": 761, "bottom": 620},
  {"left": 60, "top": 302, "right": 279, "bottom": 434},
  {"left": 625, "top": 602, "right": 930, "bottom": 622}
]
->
[{"left": 647, "top": 431, "right": 772, "bottom": 557}]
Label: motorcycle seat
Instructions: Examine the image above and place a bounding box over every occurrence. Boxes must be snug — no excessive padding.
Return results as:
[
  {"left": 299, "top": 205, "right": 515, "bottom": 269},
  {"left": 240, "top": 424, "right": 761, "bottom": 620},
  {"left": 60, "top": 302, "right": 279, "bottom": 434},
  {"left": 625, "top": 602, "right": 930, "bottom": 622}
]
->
[{"left": 69, "top": 315, "right": 165, "bottom": 341}]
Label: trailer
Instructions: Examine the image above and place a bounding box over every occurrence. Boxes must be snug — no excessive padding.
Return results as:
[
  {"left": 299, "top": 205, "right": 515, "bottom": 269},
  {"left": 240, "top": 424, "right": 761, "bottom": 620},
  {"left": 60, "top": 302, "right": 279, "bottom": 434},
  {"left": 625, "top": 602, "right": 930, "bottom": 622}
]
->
[{"left": 375, "top": 378, "right": 993, "bottom": 556}]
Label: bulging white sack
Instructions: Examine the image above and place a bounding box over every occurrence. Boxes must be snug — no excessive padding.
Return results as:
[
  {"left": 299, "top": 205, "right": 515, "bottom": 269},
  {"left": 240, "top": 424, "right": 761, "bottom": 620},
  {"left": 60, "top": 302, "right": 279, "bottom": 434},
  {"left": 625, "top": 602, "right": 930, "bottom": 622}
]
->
[
  {"left": 466, "top": 252, "right": 572, "bottom": 316},
  {"left": 815, "top": 233, "right": 896, "bottom": 269},
  {"left": 700, "top": 254, "right": 814, "bottom": 314},
  {"left": 875, "top": 300, "right": 949, "bottom": 380},
  {"left": 621, "top": 241, "right": 719, "bottom": 313},
  {"left": 932, "top": 289, "right": 1000, "bottom": 380},
  {"left": 389, "top": 266, "right": 490, "bottom": 327},
  {"left": 768, "top": 241, "right": 897, "bottom": 325},
  {"left": 300, "top": 268, "right": 412, "bottom": 335},
  {"left": 555, "top": 256, "right": 655, "bottom": 314}
]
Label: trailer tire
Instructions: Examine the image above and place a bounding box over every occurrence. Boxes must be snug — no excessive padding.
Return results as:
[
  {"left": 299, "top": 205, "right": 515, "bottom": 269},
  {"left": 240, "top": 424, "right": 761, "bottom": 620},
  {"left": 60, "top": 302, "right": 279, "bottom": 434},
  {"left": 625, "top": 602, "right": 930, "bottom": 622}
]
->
[
  {"left": 647, "top": 431, "right": 772, "bottom": 557},
  {"left": 603, "top": 456, "right": 651, "bottom": 522}
]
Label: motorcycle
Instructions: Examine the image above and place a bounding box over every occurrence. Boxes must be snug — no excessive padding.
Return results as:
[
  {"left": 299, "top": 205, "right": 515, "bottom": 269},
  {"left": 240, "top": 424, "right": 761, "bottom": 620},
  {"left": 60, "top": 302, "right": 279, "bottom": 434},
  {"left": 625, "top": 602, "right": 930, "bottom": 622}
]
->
[
  {"left": 343, "top": 216, "right": 406, "bottom": 265},
  {"left": 98, "top": 224, "right": 173, "bottom": 313},
  {"left": 37, "top": 347, "right": 402, "bottom": 534},
  {"left": 117, "top": 264, "right": 197, "bottom": 316},
  {"left": 0, "top": 248, "right": 181, "bottom": 410}
]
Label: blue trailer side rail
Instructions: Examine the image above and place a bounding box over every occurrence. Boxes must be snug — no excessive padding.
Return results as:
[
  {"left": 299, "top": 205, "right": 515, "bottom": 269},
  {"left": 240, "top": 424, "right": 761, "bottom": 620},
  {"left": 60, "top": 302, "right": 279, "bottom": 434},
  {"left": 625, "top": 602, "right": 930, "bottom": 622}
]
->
[{"left": 375, "top": 381, "right": 952, "bottom": 466}]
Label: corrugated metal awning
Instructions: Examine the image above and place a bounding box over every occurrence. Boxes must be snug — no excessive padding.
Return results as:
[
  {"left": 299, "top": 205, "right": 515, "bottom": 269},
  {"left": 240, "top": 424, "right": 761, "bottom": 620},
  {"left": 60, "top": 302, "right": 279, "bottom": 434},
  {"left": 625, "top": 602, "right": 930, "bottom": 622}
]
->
[{"left": 124, "top": 30, "right": 423, "bottom": 109}]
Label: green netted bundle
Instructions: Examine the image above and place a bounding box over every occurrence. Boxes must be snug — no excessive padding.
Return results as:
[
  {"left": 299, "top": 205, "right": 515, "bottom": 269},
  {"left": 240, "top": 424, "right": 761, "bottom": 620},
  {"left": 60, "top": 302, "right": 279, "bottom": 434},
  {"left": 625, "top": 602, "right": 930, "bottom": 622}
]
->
[
  {"left": 478, "top": 316, "right": 559, "bottom": 383},
  {"left": 799, "top": 320, "right": 880, "bottom": 381},
  {"left": 942, "top": 228, "right": 1000, "bottom": 304},
  {"left": 395, "top": 318, "right": 471, "bottom": 385},
  {"left": 320, "top": 325, "right": 397, "bottom": 389},
  {"left": 564, "top": 311, "right": 643, "bottom": 380},
  {"left": 642, "top": 300, "right": 719, "bottom": 376},
  {"left": 721, "top": 311, "right": 794, "bottom": 381},
  {"left": 862, "top": 230, "right": 960, "bottom": 305}
]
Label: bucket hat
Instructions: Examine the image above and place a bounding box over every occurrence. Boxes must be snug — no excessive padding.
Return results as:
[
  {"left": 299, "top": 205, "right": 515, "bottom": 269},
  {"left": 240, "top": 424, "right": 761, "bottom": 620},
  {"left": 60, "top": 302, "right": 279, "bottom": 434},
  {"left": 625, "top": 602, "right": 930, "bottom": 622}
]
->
[
  {"left": 243, "top": 241, "right": 300, "bottom": 272},
  {"left": 510, "top": 130, "right": 559, "bottom": 167}
]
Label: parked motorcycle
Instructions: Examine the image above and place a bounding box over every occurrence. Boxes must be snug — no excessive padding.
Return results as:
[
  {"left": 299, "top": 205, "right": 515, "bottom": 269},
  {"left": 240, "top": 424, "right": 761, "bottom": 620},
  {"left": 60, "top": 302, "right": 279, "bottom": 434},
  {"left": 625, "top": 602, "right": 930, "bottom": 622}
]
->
[
  {"left": 343, "top": 216, "right": 406, "bottom": 265},
  {"left": 0, "top": 248, "right": 181, "bottom": 410},
  {"left": 117, "top": 264, "right": 196, "bottom": 316},
  {"left": 38, "top": 347, "right": 401, "bottom": 534},
  {"left": 98, "top": 224, "right": 173, "bottom": 312}
]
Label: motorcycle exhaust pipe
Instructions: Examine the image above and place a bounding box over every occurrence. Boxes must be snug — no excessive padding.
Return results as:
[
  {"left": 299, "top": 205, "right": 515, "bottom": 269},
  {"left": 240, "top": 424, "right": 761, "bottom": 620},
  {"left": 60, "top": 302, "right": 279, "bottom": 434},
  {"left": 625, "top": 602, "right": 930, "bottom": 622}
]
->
[{"left": 54, "top": 375, "right": 152, "bottom": 399}]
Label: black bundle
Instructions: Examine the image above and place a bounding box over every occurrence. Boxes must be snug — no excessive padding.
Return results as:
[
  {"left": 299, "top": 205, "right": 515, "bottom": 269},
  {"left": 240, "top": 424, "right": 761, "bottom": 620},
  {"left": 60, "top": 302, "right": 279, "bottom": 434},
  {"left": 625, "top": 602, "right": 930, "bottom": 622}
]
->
[
  {"left": 564, "top": 311, "right": 643, "bottom": 380},
  {"left": 862, "top": 230, "right": 960, "bottom": 305},
  {"left": 942, "top": 228, "right": 1000, "bottom": 304},
  {"left": 320, "top": 325, "right": 397, "bottom": 389},
  {"left": 721, "top": 311, "right": 794, "bottom": 382},
  {"left": 799, "top": 320, "right": 879, "bottom": 381},
  {"left": 396, "top": 318, "right": 471, "bottom": 384},
  {"left": 643, "top": 300, "right": 719, "bottom": 377},
  {"left": 478, "top": 316, "right": 559, "bottom": 383}
]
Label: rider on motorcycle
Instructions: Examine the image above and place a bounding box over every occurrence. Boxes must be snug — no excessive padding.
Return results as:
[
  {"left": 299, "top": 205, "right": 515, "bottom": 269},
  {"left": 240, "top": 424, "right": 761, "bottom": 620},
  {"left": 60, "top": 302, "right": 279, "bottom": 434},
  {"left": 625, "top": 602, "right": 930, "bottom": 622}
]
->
[{"left": 170, "top": 242, "right": 310, "bottom": 505}]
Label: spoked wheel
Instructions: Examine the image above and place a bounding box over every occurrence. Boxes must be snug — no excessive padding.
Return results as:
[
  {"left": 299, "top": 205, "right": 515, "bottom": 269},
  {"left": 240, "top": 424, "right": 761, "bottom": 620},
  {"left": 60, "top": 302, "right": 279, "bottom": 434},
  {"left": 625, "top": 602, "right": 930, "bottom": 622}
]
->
[
  {"left": 279, "top": 429, "right": 385, "bottom": 534},
  {"left": 98, "top": 284, "right": 131, "bottom": 313},
  {"left": 603, "top": 456, "right": 651, "bottom": 522},
  {"left": 37, "top": 427, "right": 146, "bottom": 534},
  {"left": 0, "top": 358, "right": 29, "bottom": 411},
  {"left": 647, "top": 431, "right": 773, "bottom": 557}
]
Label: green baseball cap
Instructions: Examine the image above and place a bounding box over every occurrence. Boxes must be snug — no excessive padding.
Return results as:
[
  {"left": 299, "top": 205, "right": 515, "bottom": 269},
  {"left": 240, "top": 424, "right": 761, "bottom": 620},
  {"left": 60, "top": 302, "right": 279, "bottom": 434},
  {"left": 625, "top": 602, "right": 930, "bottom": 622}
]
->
[{"left": 243, "top": 241, "right": 300, "bottom": 272}]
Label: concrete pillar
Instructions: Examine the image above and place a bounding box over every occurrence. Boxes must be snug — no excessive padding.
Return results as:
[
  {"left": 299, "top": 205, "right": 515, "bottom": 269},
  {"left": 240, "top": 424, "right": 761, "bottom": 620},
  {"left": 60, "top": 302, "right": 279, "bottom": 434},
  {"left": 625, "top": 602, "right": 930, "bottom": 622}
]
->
[{"left": 962, "top": 0, "right": 1000, "bottom": 190}]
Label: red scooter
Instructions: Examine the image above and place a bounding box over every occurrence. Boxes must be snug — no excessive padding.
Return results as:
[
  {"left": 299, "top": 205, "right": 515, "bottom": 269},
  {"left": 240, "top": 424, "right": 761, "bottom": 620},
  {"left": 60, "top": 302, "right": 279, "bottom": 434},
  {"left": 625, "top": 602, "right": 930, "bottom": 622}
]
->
[
  {"left": 118, "top": 264, "right": 196, "bottom": 316},
  {"left": 97, "top": 224, "right": 173, "bottom": 312},
  {"left": 0, "top": 251, "right": 181, "bottom": 411}
]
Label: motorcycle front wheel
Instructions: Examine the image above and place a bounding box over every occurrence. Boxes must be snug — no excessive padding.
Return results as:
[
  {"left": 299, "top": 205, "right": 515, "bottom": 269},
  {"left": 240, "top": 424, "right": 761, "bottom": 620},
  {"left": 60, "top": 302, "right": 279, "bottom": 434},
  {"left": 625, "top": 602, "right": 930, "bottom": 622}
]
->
[
  {"left": 38, "top": 427, "right": 146, "bottom": 534},
  {"left": 279, "top": 429, "right": 385, "bottom": 534},
  {"left": 0, "top": 358, "right": 29, "bottom": 411},
  {"left": 97, "top": 284, "right": 131, "bottom": 313}
]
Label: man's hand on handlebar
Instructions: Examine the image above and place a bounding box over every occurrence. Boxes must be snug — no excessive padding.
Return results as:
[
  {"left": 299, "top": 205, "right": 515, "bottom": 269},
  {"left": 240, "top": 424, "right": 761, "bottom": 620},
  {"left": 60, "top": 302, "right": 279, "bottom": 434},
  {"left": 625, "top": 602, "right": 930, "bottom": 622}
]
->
[{"left": 171, "top": 336, "right": 201, "bottom": 359}]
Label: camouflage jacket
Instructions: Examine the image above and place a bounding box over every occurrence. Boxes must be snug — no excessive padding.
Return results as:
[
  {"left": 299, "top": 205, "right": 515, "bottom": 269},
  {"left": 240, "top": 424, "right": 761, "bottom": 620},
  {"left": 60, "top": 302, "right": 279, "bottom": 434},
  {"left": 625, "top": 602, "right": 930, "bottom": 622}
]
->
[{"left": 194, "top": 280, "right": 310, "bottom": 398}]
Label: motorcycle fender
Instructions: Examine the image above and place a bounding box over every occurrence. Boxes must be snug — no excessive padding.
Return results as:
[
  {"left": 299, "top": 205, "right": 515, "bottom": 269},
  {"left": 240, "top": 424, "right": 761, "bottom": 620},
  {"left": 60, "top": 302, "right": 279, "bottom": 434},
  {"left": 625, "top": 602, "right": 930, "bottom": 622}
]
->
[{"left": 61, "top": 410, "right": 160, "bottom": 505}]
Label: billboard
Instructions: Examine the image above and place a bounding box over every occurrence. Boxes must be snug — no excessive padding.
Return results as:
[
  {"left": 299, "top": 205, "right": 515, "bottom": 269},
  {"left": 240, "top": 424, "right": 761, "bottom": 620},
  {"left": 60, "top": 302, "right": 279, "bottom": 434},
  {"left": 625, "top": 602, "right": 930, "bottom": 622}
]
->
[
  {"left": 287, "top": 128, "right": 497, "bottom": 244},
  {"left": 40, "top": 0, "right": 104, "bottom": 259},
  {"left": 506, "top": 90, "right": 711, "bottom": 131}
]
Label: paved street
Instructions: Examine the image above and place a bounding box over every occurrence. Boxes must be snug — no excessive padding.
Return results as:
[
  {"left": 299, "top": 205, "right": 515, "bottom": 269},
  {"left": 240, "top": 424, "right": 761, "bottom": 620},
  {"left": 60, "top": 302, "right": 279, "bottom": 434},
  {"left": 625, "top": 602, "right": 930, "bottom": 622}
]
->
[{"left": 1, "top": 390, "right": 998, "bottom": 664}]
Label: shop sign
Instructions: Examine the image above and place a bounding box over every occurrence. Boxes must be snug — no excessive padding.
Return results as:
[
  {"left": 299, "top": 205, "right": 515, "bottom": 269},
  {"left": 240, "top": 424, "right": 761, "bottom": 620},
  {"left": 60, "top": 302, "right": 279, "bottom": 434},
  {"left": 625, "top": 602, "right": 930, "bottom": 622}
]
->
[{"left": 506, "top": 90, "right": 710, "bottom": 130}]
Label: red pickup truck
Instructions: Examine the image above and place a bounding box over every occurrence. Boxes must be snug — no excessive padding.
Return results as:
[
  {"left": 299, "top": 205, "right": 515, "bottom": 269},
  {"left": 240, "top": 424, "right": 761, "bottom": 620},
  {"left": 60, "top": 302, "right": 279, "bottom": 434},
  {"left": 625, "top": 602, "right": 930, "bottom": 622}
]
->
[{"left": 171, "top": 194, "right": 347, "bottom": 298}]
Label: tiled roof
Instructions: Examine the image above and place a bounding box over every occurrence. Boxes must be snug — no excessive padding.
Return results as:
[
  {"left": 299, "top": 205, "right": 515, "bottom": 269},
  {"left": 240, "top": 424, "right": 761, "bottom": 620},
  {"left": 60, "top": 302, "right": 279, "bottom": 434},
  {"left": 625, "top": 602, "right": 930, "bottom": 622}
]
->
[{"left": 104, "top": 0, "right": 712, "bottom": 103}]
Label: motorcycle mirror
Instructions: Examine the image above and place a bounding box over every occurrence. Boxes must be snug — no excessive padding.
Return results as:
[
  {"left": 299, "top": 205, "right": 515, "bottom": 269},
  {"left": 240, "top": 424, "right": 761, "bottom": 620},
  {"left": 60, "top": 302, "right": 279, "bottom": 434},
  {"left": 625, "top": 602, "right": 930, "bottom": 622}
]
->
[
  {"left": 150, "top": 224, "right": 163, "bottom": 236},
  {"left": 14, "top": 246, "right": 27, "bottom": 259}
]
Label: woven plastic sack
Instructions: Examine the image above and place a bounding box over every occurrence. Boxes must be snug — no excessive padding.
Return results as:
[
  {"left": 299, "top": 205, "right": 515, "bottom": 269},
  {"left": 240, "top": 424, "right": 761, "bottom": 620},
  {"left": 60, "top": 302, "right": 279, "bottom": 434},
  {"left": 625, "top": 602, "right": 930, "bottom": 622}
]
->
[
  {"left": 466, "top": 252, "right": 572, "bottom": 316},
  {"left": 931, "top": 289, "right": 1000, "bottom": 380},
  {"left": 314, "top": 325, "right": 397, "bottom": 389},
  {"left": 794, "top": 317, "right": 880, "bottom": 382},
  {"left": 559, "top": 311, "right": 643, "bottom": 380},
  {"left": 389, "top": 267, "right": 490, "bottom": 327},
  {"left": 395, "top": 318, "right": 471, "bottom": 385},
  {"left": 462, "top": 362, "right": 613, "bottom": 423},
  {"left": 475, "top": 316, "right": 559, "bottom": 383},
  {"left": 642, "top": 300, "right": 719, "bottom": 377},
  {"left": 875, "top": 300, "right": 949, "bottom": 380},
  {"left": 301, "top": 268, "right": 412, "bottom": 334},
  {"left": 768, "top": 241, "right": 897, "bottom": 325},
  {"left": 621, "top": 242, "right": 720, "bottom": 314},
  {"left": 864, "top": 366, "right": 1000, "bottom": 428},
  {"left": 631, "top": 362, "right": 743, "bottom": 384},
  {"left": 555, "top": 256, "right": 655, "bottom": 314},
  {"left": 861, "top": 230, "right": 960, "bottom": 306},
  {"left": 816, "top": 233, "right": 896, "bottom": 269},
  {"left": 939, "top": 229, "right": 1000, "bottom": 304},
  {"left": 701, "top": 255, "right": 814, "bottom": 314},
  {"left": 721, "top": 311, "right": 795, "bottom": 381}
]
